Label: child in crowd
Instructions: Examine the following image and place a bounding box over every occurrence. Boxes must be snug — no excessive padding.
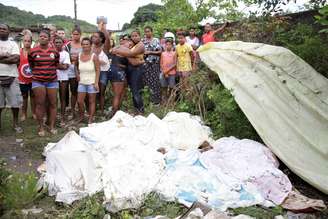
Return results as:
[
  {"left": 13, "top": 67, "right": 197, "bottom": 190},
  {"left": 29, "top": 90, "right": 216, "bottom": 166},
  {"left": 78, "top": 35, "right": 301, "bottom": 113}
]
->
[
  {"left": 160, "top": 39, "right": 177, "bottom": 101},
  {"left": 18, "top": 34, "right": 35, "bottom": 121},
  {"left": 176, "top": 32, "right": 194, "bottom": 89},
  {"left": 54, "top": 37, "right": 71, "bottom": 126}
]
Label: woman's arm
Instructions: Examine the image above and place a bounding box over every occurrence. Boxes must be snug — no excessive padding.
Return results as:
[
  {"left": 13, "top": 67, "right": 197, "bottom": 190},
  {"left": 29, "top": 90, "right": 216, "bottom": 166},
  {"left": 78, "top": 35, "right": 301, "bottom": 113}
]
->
[
  {"left": 113, "top": 43, "right": 144, "bottom": 58},
  {"left": 93, "top": 54, "right": 100, "bottom": 91},
  {"left": 75, "top": 59, "right": 80, "bottom": 82},
  {"left": 213, "top": 22, "right": 228, "bottom": 35}
]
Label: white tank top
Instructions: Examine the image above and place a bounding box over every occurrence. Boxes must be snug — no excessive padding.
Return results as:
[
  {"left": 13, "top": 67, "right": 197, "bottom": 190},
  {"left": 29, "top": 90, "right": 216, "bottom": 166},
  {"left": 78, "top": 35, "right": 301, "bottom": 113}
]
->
[{"left": 78, "top": 53, "right": 96, "bottom": 85}]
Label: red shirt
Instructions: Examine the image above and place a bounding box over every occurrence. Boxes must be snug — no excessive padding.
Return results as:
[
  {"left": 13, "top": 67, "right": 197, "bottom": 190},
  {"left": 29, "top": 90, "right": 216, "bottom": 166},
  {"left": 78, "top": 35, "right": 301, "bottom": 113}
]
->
[
  {"left": 18, "top": 48, "right": 33, "bottom": 84},
  {"left": 28, "top": 46, "right": 59, "bottom": 82},
  {"left": 202, "top": 31, "right": 216, "bottom": 44}
]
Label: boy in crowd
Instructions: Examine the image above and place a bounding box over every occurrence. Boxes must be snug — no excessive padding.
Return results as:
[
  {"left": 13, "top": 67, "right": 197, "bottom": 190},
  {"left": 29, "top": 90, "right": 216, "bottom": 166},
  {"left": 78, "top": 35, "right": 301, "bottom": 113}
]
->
[
  {"left": 160, "top": 39, "right": 177, "bottom": 101},
  {"left": 176, "top": 32, "right": 194, "bottom": 89}
]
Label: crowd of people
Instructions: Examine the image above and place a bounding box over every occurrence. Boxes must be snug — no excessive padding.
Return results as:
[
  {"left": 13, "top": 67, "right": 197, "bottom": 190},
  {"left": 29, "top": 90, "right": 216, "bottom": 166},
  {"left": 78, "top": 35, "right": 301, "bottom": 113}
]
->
[{"left": 0, "top": 21, "right": 227, "bottom": 136}]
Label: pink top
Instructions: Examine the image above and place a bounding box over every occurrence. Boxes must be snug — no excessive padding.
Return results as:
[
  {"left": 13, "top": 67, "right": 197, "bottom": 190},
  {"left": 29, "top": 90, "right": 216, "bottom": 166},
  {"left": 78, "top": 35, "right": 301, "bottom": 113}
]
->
[{"left": 161, "top": 51, "right": 176, "bottom": 75}]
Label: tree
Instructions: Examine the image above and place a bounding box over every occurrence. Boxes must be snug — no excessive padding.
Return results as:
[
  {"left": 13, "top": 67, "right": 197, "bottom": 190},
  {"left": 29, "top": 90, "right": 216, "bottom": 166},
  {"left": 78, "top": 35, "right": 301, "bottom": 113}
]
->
[{"left": 127, "top": 3, "right": 163, "bottom": 29}]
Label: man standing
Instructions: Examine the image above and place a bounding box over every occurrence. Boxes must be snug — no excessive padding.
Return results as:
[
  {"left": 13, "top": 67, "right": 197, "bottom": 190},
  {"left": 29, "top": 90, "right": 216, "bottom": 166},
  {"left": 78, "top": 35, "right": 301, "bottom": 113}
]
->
[
  {"left": 0, "top": 23, "right": 23, "bottom": 133},
  {"left": 202, "top": 22, "right": 228, "bottom": 44}
]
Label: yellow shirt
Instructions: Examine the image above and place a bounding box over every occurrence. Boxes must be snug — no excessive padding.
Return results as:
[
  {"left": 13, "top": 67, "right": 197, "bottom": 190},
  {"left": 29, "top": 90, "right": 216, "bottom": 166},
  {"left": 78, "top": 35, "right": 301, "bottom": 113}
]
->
[{"left": 176, "top": 43, "right": 193, "bottom": 72}]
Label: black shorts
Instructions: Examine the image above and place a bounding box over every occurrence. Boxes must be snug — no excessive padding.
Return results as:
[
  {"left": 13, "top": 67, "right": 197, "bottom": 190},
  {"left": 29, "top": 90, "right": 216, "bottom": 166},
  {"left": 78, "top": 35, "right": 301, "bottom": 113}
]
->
[{"left": 19, "top": 83, "right": 32, "bottom": 93}]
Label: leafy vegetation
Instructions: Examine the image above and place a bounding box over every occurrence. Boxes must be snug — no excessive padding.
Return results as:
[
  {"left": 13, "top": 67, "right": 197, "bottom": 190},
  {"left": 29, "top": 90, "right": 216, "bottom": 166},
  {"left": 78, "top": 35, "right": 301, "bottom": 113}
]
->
[
  {"left": 0, "top": 165, "right": 43, "bottom": 212},
  {"left": 0, "top": 3, "right": 96, "bottom": 32},
  {"left": 315, "top": 5, "right": 328, "bottom": 33}
]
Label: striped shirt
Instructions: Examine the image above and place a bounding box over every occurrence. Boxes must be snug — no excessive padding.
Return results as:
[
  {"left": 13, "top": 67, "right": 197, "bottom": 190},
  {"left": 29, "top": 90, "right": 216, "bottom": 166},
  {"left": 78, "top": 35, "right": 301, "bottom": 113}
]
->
[{"left": 28, "top": 46, "right": 59, "bottom": 82}]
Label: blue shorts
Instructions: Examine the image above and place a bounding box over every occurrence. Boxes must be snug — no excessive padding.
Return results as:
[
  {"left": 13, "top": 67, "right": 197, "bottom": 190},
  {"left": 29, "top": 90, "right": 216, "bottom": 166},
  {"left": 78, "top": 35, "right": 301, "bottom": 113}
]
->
[
  {"left": 99, "top": 71, "right": 110, "bottom": 86},
  {"left": 32, "top": 81, "right": 59, "bottom": 89},
  {"left": 78, "top": 84, "right": 98, "bottom": 94},
  {"left": 109, "top": 65, "right": 126, "bottom": 82},
  {"left": 160, "top": 73, "right": 176, "bottom": 88}
]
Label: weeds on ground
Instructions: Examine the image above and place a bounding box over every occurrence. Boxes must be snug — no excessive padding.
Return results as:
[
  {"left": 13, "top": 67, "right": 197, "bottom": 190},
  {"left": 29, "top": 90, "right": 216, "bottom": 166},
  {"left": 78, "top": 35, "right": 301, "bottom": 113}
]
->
[
  {"left": 111, "top": 192, "right": 187, "bottom": 219},
  {"left": 230, "top": 206, "right": 284, "bottom": 219},
  {"left": 0, "top": 159, "right": 45, "bottom": 217}
]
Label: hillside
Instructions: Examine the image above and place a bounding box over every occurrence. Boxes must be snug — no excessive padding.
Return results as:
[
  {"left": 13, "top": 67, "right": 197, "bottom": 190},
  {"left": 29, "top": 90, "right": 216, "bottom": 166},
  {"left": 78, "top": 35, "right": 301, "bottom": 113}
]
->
[{"left": 0, "top": 3, "right": 96, "bottom": 32}]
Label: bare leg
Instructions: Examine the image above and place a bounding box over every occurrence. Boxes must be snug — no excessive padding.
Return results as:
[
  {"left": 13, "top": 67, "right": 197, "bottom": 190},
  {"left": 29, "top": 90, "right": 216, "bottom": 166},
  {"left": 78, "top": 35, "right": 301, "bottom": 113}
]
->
[
  {"left": 33, "top": 87, "right": 46, "bottom": 135},
  {"left": 21, "top": 91, "right": 28, "bottom": 121},
  {"left": 59, "top": 81, "right": 68, "bottom": 124},
  {"left": 30, "top": 90, "right": 36, "bottom": 119},
  {"left": 99, "top": 83, "right": 106, "bottom": 115},
  {"left": 77, "top": 92, "right": 86, "bottom": 123},
  {"left": 12, "top": 108, "right": 20, "bottom": 129},
  {"left": 111, "top": 82, "right": 125, "bottom": 116},
  {"left": 69, "top": 78, "right": 78, "bottom": 115},
  {"left": 46, "top": 88, "right": 57, "bottom": 132},
  {"left": 88, "top": 93, "right": 96, "bottom": 124}
]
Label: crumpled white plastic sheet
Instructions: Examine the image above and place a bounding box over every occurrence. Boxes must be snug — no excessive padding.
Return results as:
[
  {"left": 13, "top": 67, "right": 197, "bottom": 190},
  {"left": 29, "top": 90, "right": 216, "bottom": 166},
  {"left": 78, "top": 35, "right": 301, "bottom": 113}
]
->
[
  {"left": 43, "top": 111, "right": 292, "bottom": 212},
  {"left": 43, "top": 111, "right": 212, "bottom": 209},
  {"left": 156, "top": 137, "right": 291, "bottom": 211},
  {"left": 198, "top": 41, "right": 328, "bottom": 194}
]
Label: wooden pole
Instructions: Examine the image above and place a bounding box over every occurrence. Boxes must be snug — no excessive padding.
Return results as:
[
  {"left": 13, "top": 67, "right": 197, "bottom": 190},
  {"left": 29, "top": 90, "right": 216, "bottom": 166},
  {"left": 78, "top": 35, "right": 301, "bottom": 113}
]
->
[{"left": 74, "top": 0, "right": 77, "bottom": 24}]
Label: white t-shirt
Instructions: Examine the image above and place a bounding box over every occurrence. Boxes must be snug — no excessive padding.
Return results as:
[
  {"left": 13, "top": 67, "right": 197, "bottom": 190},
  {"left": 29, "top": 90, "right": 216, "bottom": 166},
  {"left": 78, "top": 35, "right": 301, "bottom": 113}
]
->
[
  {"left": 186, "top": 36, "right": 200, "bottom": 49},
  {"left": 98, "top": 50, "right": 110, "bottom": 72},
  {"left": 0, "top": 39, "right": 20, "bottom": 77},
  {"left": 56, "top": 50, "right": 71, "bottom": 81}
]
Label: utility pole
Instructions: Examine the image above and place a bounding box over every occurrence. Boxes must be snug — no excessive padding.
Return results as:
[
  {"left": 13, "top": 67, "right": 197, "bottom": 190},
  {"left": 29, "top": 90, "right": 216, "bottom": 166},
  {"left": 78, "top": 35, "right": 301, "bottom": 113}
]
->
[{"left": 74, "top": 0, "right": 77, "bottom": 24}]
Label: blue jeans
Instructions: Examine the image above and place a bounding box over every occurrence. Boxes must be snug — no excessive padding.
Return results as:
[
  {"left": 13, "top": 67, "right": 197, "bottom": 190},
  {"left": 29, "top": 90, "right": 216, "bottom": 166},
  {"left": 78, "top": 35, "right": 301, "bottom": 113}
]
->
[{"left": 127, "top": 64, "right": 144, "bottom": 113}]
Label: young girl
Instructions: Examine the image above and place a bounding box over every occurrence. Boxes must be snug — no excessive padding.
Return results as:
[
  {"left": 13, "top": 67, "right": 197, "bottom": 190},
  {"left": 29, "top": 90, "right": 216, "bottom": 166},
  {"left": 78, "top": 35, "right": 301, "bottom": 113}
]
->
[
  {"left": 18, "top": 34, "right": 35, "bottom": 121},
  {"left": 160, "top": 39, "right": 177, "bottom": 101},
  {"left": 76, "top": 37, "right": 100, "bottom": 124},
  {"left": 54, "top": 37, "right": 71, "bottom": 126}
]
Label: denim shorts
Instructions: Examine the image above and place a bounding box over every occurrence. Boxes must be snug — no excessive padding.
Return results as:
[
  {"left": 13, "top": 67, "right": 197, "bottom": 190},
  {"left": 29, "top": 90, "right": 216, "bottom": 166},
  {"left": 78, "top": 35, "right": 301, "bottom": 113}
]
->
[
  {"left": 78, "top": 84, "right": 98, "bottom": 94},
  {"left": 160, "top": 73, "right": 176, "bottom": 88},
  {"left": 99, "top": 71, "right": 110, "bottom": 86},
  {"left": 109, "top": 65, "right": 126, "bottom": 82},
  {"left": 32, "top": 81, "right": 59, "bottom": 89}
]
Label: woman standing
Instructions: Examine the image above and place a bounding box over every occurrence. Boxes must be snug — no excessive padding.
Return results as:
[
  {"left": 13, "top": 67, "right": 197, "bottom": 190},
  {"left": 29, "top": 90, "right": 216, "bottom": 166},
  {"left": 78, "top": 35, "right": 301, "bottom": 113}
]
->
[
  {"left": 28, "top": 29, "right": 59, "bottom": 136},
  {"left": 76, "top": 37, "right": 100, "bottom": 124},
  {"left": 112, "top": 30, "right": 145, "bottom": 114},
  {"left": 65, "top": 27, "right": 82, "bottom": 117},
  {"left": 91, "top": 31, "right": 110, "bottom": 115},
  {"left": 107, "top": 35, "right": 130, "bottom": 116},
  {"left": 18, "top": 34, "right": 35, "bottom": 121},
  {"left": 54, "top": 37, "right": 71, "bottom": 126},
  {"left": 143, "top": 26, "right": 162, "bottom": 105}
]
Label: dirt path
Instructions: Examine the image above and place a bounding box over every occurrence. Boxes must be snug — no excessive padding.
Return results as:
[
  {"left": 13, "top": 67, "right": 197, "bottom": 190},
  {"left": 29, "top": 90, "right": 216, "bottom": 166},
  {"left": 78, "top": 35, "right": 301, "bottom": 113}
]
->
[{"left": 0, "top": 135, "right": 43, "bottom": 174}]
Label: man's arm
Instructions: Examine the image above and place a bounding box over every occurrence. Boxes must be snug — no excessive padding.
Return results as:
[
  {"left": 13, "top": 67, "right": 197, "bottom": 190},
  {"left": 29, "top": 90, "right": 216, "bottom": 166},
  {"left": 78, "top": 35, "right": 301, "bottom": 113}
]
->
[
  {"left": 0, "top": 54, "right": 20, "bottom": 64},
  {"left": 213, "top": 22, "right": 228, "bottom": 35}
]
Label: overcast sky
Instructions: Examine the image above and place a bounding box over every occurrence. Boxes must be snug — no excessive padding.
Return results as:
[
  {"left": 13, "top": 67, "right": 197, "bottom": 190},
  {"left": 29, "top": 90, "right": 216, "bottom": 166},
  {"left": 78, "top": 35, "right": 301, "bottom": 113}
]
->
[
  {"left": 0, "top": 0, "right": 162, "bottom": 30},
  {"left": 1, "top": 0, "right": 308, "bottom": 30}
]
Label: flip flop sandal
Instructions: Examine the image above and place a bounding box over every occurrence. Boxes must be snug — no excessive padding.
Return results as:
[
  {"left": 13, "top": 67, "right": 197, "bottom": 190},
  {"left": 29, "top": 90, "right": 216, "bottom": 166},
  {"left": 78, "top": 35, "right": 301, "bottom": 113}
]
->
[
  {"left": 49, "top": 129, "right": 58, "bottom": 135},
  {"left": 38, "top": 130, "right": 46, "bottom": 137},
  {"left": 14, "top": 126, "right": 23, "bottom": 134}
]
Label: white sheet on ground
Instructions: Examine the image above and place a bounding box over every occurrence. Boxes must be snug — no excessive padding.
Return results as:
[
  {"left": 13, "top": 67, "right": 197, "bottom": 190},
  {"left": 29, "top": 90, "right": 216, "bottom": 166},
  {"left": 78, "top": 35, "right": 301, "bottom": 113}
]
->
[
  {"left": 198, "top": 41, "right": 328, "bottom": 194},
  {"left": 43, "top": 111, "right": 293, "bottom": 211}
]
